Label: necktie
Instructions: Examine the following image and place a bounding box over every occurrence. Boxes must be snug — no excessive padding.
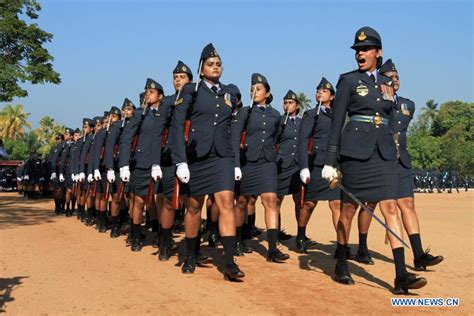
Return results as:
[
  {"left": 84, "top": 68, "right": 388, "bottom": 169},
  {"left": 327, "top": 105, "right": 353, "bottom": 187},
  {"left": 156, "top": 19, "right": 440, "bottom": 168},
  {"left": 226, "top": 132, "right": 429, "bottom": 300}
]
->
[
  {"left": 259, "top": 106, "right": 265, "bottom": 112},
  {"left": 370, "top": 74, "right": 376, "bottom": 83},
  {"left": 211, "top": 86, "right": 218, "bottom": 94},
  {"left": 290, "top": 117, "right": 295, "bottom": 125},
  {"left": 325, "top": 108, "right": 332, "bottom": 115},
  {"left": 152, "top": 108, "right": 157, "bottom": 116}
]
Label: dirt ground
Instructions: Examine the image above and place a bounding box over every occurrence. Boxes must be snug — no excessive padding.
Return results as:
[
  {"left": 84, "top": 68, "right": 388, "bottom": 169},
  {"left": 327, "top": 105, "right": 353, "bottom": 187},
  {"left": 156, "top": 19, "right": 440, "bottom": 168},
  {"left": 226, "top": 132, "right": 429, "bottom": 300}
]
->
[{"left": 0, "top": 191, "right": 472, "bottom": 315}]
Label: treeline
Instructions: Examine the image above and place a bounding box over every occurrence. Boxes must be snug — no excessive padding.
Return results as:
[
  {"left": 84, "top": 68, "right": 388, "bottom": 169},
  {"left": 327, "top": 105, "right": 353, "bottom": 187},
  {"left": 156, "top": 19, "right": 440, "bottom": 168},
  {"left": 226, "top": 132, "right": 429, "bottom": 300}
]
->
[
  {"left": 0, "top": 104, "right": 64, "bottom": 159},
  {"left": 407, "top": 100, "right": 473, "bottom": 177}
]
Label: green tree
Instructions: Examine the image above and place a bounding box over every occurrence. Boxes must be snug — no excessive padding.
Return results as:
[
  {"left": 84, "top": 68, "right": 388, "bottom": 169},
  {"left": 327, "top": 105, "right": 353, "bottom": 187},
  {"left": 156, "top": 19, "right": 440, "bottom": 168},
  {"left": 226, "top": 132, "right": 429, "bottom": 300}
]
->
[
  {"left": 35, "top": 115, "right": 64, "bottom": 156},
  {"left": 407, "top": 133, "right": 444, "bottom": 171},
  {"left": 2, "top": 130, "right": 40, "bottom": 160},
  {"left": 418, "top": 99, "right": 439, "bottom": 132},
  {"left": 297, "top": 92, "right": 312, "bottom": 114},
  {"left": 0, "top": 0, "right": 61, "bottom": 102},
  {"left": 0, "top": 104, "right": 31, "bottom": 139}
]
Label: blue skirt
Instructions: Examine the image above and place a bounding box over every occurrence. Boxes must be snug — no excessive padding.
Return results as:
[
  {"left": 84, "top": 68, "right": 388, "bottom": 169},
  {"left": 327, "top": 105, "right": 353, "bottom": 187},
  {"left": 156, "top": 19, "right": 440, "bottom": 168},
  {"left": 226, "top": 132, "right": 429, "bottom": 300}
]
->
[
  {"left": 340, "top": 147, "right": 397, "bottom": 203},
  {"left": 305, "top": 165, "right": 341, "bottom": 201},
  {"left": 130, "top": 167, "right": 152, "bottom": 196},
  {"left": 186, "top": 150, "right": 234, "bottom": 197},
  {"left": 277, "top": 160, "right": 300, "bottom": 196},
  {"left": 240, "top": 157, "right": 277, "bottom": 196},
  {"left": 397, "top": 160, "right": 414, "bottom": 198}
]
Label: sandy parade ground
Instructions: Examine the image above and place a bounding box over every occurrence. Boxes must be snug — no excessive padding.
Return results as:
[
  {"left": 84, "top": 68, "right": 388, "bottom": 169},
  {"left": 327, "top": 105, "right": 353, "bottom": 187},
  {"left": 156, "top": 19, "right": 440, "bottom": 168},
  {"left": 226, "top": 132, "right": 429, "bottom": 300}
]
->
[{"left": 0, "top": 191, "right": 472, "bottom": 315}]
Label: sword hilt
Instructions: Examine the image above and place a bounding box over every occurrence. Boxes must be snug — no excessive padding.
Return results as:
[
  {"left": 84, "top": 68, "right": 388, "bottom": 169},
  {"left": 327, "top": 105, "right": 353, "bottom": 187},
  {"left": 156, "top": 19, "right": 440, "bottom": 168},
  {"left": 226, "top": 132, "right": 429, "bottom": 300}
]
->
[{"left": 329, "top": 169, "right": 342, "bottom": 189}]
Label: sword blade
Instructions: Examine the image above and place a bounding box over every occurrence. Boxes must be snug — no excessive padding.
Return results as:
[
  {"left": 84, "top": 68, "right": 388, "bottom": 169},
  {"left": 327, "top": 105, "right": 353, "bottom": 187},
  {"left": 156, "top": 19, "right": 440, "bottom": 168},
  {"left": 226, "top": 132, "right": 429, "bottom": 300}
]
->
[{"left": 336, "top": 182, "right": 410, "bottom": 249}]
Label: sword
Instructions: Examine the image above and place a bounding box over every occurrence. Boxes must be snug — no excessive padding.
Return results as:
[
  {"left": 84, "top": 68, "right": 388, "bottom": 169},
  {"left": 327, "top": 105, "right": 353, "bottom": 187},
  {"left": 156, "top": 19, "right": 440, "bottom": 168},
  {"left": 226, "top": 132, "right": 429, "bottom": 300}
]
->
[{"left": 329, "top": 172, "right": 410, "bottom": 249}]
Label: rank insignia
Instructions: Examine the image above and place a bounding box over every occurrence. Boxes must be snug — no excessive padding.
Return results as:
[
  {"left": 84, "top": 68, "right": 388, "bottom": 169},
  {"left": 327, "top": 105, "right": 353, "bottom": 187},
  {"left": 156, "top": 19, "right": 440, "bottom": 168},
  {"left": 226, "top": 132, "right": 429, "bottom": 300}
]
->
[
  {"left": 175, "top": 98, "right": 183, "bottom": 105},
  {"left": 258, "top": 76, "right": 262, "bottom": 82},
  {"left": 326, "top": 83, "right": 331, "bottom": 89},
  {"left": 182, "top": 66, "right": 187, "bottom": 72},
  {"left": 358, "top": 31, "right": 367, "bottom": 41},
  {"left": 150, "top": 82, "right": 156, "bottom": 89},
  {"left": 356, "top": 85, "right": 369, "bottom": 97}
]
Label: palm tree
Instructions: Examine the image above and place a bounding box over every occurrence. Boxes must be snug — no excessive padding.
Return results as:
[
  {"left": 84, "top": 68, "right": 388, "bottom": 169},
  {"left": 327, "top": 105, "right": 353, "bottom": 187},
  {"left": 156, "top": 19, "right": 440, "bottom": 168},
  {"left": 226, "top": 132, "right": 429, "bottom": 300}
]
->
[
  {"left": 0, "top": 104, "right": 31, "bottom": 140},
  {"left": 419, "top": 99, "right": 439, "bottom": 132},
  {"left": 297, "top": 92, "right": 312, "bottom": 115},
  {"left": 35, "top": 116, "right": 65, "bottom": 156}
]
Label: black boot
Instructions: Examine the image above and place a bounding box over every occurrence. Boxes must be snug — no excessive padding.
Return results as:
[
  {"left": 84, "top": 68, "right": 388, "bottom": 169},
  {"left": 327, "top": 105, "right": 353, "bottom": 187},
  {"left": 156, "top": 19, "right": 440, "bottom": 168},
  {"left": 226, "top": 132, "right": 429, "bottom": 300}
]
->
[
  {"left": 130, "top": 224, "right": 142, "bottom": 252},
  {"left": 110, "top": 216, "right": 121, "bottom": 238},
  {"left": 334, "top": 261, "right": 354, "bottom": 285},
  {"left": 224, "top": 263, "right": 245, "bottom": 281},
  {"left": 98, "top": 212, "right": 107, "bottom": 233},
  {"left": 414, "top": 249, "right": 444, "bottom": 271},
  {"left": 393, "top": 272, "right": 427, "bottom": 295},
  {"left": 158, "top": 228, "right": 173, "bottom": 261}
]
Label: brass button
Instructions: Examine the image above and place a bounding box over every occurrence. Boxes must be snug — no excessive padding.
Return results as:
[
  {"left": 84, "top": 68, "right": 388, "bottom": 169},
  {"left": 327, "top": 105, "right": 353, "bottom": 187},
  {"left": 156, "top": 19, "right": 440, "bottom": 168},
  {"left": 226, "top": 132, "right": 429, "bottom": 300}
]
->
[
  {"left": 263, "top": 131, "right": 266, "bottom": 134},
  {"left": 213, "top": 122, "right": 217, "bottom": 126},
  {"left": 293, "top": 145, "right": 296, "bottom": 148},
  {"left": 291, "top": 153, "right": 295, "bottom": 156},
  {"left": 215, "top": 96, "right": 218, "bottom": 99},
  {"left": 262, "top": 115, "right": 266, "bottom": 118},
  {"left": 398, "top": 121, "right": 401, "bottom": 124},
  {"left": 375, "top": 85, "right": 378, "bottom": 89},
  {"left": 215, "top": 114, "right": 218, "bottom": 117},
  {"left": 376, "top": 98, "right": 381, "bottom": 101},
  {"left": 191, "top": 129, "right": 195, "bottom": 132},
  {"left": 397, "top": 110, "right": 399, "bottom": 113},
  {"left": 294, "top": 137, "right": 297, "bottom": 139},
  {"left": 216, "top": 104, "right": 220, "bottom": 107},
  {"left": 263, "top": 122, "right": 266, "bottom": 125},
  {"left": 262, "top": 139, "right": 265, "bottom": 142}
]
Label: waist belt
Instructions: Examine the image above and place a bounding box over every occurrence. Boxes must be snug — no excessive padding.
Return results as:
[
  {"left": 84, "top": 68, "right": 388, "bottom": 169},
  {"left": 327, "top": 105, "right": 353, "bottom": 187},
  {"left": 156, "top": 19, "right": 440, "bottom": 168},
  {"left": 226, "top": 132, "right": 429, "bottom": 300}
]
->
[{"left": 351, "top": 114, "right": 388, "bottom": 126}]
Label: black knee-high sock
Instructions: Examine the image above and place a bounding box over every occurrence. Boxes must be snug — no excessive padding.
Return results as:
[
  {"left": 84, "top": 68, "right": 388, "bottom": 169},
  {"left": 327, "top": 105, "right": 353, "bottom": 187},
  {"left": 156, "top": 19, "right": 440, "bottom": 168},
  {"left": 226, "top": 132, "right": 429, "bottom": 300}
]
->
[
  {"left": 358, "top": 233, "right": 368, "bottom": 252},
  {"left": 408, "top": 234, "right": 424, "bottom": 259},
  {"left": 297, "top": 226, "right": 306, "bottom": 240},
  {"left": 221, "top": 236, "right": 236, "bottom": 265},
  {"left": 132, "top": 224, "right": 141, "bottom": 240},
  {"left": 54, "top": 199, "right": 58, "bottom": 210},
  {"left": 206, "top": 205, "right": 212, "bottom": 229},
  {"left": 186, "top": 237, "right": 198, "bottom": 258},
  {"left": 209, "top": 220, "right": 218, "bottom": 234},
  {"left": 242, "top": 222, "right": 251, "bottom": 240},
  {"left": 248, "top": 213, "right": 256, "bottom": 229},
  {"left": 151, "top": 219, "right": 159, "bottom": 233},
  {"left": 195, "top": 231, "right": 201, "bottom": 255},
  {"left": 111, "top": 215, "right": 119, "bottom": 227},
  {"left": 336, "top": 242, "right": 347, "bottom": 264},
  {"left": 161, "top": 227, "right": 171, "bottom": 246},
  {"left": 267, "top": 229, "right": 278, "bottom": 252},
  {"left": 236, "top": 226, "right": 243, "bottom": 243},
  {"left": 71, "top": 198, "right": 76, "bottom": 211},
  {"left": 392, "top": 247, "right": 408, "bottom": 278}
]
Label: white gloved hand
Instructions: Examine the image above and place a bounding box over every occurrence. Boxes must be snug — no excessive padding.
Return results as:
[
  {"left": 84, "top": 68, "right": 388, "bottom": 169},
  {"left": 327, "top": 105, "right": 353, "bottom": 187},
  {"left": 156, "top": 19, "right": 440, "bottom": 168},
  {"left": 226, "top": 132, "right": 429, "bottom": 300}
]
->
[
  {"left": 94, "top": 169, "right": 101, "bottom": 181},
  {"left": 176, "top": 163, "right": 190, "bottom": 184},
  {"left": 87, "top": 173, "right": 93, "bottom": 183},
  {"left": 120, "top": 166, "right": 130, "bottom": 182},
  {"left": 107, "top": 170, "right": 115, "bottom": 183},
  {"left": 300, "top": 168, "right": 310, "bottom": 184},
  {"left": 234, "top": 167, "right": 242, "bottom": 181},
  {"left": 151, "top": 164, "right": 162, "bottom": 181},
  {"left": 79, "top": 172, "right": 85, "bottom": 182},
  {"left": 321, "top": 165, "right": 338, "bottom": 182},
  {"left": 50, "top": 172, "right": 57, "bottom": 180},
  {"left": 72, "top": 174, "right": 77, "bottom": 182},
  {"left": 24, "top": 175, "right": 29, "bottom": 180},
  {"left": 59, "top": 174, "right": 65, "bottom": 182}
]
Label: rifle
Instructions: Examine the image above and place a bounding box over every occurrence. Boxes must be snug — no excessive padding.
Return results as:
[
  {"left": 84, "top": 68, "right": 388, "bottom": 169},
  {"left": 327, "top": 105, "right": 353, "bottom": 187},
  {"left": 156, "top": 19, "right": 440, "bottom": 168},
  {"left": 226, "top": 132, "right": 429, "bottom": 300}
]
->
[
  {"left": 172, "top": 61, "right": 202, "bottom": 209},
  {"left": 100, "top": 116, "right": 113, "bottom": 201},
  {"left": 239, "top": 87, "right": 257, "bottom": 149},
  {"left": 299, "top": 99, "right": 322, "bottom": 208}
]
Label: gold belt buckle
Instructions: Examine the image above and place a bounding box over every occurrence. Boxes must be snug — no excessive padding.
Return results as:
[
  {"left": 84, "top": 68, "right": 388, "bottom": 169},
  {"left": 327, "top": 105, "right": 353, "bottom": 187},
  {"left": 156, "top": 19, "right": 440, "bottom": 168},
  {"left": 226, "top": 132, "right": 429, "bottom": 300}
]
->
[{"left": 373, "top": 115, "right": 382, "bottom": 125}]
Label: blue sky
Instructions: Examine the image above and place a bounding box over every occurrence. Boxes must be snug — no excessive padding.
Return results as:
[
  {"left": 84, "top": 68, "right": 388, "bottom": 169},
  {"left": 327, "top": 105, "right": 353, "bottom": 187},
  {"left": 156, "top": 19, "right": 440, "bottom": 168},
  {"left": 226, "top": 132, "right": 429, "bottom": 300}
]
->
[{"left": 3, "top": 0, "right": 473, "bottom": 129}]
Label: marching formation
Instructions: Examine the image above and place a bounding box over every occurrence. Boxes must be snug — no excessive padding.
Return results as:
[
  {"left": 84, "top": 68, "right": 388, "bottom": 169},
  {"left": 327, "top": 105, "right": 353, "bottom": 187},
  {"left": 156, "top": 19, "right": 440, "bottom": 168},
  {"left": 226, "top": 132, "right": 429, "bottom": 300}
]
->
[{"left": 17, "top": 26, "right": 446, "bottom": 293}]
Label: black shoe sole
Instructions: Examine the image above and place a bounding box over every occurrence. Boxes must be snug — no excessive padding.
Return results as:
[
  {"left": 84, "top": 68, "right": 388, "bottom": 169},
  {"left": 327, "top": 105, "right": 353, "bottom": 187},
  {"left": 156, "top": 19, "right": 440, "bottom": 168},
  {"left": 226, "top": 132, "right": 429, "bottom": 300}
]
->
[
  {"left": 333, "top": 276, "right": 355, "bottom": 285},
  {"left": 394, "top": 278, "right": 427, "bottom": 294}
]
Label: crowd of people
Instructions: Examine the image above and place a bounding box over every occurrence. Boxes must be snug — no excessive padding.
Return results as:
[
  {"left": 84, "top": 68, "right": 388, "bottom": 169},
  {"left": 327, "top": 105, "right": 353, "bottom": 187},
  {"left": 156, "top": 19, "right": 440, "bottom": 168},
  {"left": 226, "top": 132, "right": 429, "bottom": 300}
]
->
[{"left": 6, "top": 26, "right": 453, "bottom": 294}]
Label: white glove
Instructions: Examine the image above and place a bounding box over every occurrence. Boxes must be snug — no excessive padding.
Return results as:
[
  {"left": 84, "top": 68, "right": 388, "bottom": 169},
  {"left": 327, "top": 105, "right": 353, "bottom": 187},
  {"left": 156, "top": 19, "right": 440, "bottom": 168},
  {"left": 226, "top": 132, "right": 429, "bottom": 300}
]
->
[
  {"left": 24, "top": 175, "right": 29, "bottom": 180},
  {"left": 50, "top": 172, "right": 57, "bottom": 180},
  {"left": 94, "top": 169, "right": 101, "bottom": 181},
  {"left": 59, "top": 174, "right": 65, "bottom": 182},
  {"left": 321, "top": 165, "right": 338, "bottom": 182},
  {"left": 176, "top": 163, "right": 190, "bottom": 184},
  {"left": 79, "top": 172, "right": 85, "bottom": 181},
  {"left": 71, "top": 174, "right": 76, "bottom": 182},
  {"left": 120, "top": 166, "right": 130, "bottom": 182},
  {"left": 151, "top": 164, "right": 162, "bottom": 181},
  {"left": 87, "top": 173, "right": 93, "bottom": 183},
  {"left": 107, "top": 170, "right": 115, "bottom": 183},
  {"left": 235, "top": 167, "right": 242, "bottom": 181},
  {"left": 300, "top": 168, "right": 310, "bottom": 184}
]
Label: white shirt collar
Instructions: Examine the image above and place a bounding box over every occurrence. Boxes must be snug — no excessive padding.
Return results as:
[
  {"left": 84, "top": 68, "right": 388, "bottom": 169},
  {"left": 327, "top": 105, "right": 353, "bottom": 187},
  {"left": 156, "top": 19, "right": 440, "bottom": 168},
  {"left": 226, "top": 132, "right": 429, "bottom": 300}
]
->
[
  {"left": 203, "top": 79, "right": 220, "bottom": 91},
  {"left": 366, "top": 69, "right": 378, "bottom": 82}
]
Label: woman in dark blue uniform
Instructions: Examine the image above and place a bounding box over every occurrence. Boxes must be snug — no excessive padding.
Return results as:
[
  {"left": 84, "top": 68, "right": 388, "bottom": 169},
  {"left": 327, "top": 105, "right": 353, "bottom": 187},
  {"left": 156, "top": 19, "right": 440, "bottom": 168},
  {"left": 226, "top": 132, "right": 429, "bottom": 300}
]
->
[
  {"left": 234, "top": 73, "right": 289, "bottom": 263},
  {"left": 104, "top": 99, "right": 135, "bottom": 238},
  {"left": 358, "top": 59, "right": 443, "bottom": 271},
  {"left": 276, "top": 90, "right": 302, "bottom": 242},
  {"left": 171, "top": 43, "right": 244, "bottom": 280},
  {"left": 298, "top": 78, "right": 350, "bottom": 255},
  {"left": 321, "top": 26, "right": 427, "bottom": 294},
  {"left": 119, "top": 78, "right": 167, "bottom": 251},
  {"left": 155, "top": 60, "right": 193, "bottom": 261}
]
